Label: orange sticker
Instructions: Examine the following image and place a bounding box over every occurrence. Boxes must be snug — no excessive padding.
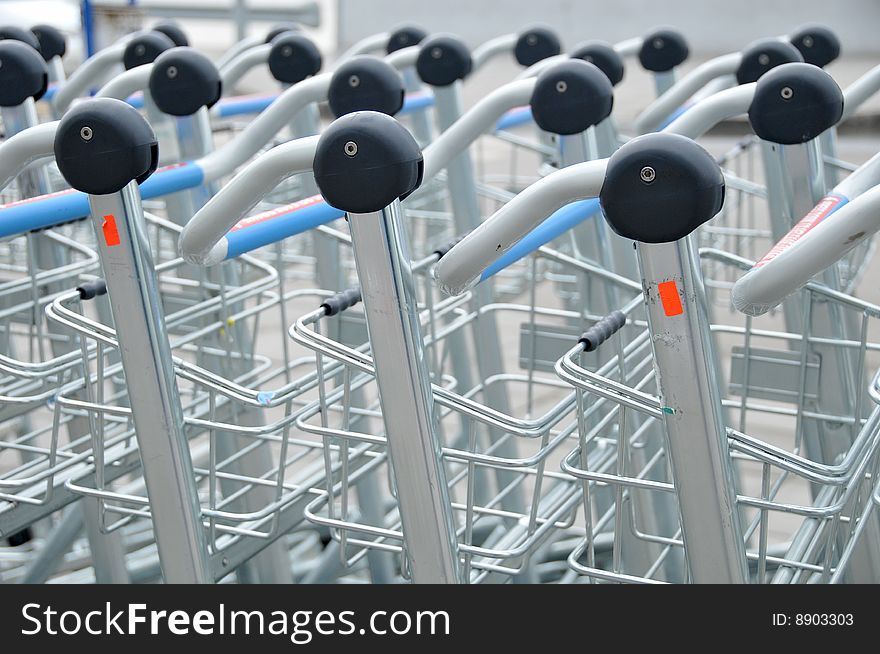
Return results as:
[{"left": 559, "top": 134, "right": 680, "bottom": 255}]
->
[
  {"left": 102, "top": 214, "right": 120, "bottom": 247},
  {"left": 658, "top": 280, "right": 683, "bottom": 317}
]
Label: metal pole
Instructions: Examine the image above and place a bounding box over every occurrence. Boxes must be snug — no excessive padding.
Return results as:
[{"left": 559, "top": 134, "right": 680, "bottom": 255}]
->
[
  {"left": 636, "top": 236, "right": 749, "bottom": 583},
  {"left": 347, "top": 200, "right": 461, "bottom": 583},
  {"left": 88, "top": 184, "right": 211, "bottom": 583}
]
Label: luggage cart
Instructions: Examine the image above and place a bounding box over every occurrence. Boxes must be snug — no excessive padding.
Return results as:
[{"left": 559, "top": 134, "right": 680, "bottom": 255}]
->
[{"left": 436, "top": 132, "right": 880, "bottom": 583}]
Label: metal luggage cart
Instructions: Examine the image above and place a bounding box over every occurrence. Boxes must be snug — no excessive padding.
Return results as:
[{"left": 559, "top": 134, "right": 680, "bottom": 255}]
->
[
  {"left": 434, "top": 128, "right": 880, "bottom": 584},
  {"left": 41, "top": 208, "right": 352, "bottom": 581},
  {"left": 290, "top": 262, "right": 604, "bottom": 582},
  {"left": 556, "top": 248, "right": 880, "bottom": 583},
  {"left": 0, "top": 229, "right": 100, "bottom": 525}
]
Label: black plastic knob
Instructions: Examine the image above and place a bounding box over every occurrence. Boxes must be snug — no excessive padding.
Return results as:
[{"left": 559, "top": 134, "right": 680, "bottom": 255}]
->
[
  {"left": 54, "top": 98, "right": 158, "bottom": 195},
  {"left": 268, "top": 33, "right": 322, "bottom": 85},
  {"left": 416, "top": 35, "right": 472, "bottom": 87},
  {"left": 314, "top": 111, "right": 423, "bottom": 214},
  {"left": 32, "top": 24, "right": 66, "bottom": 61},
  {"left": 0, "top": 40, "right": 48, "bottom": 106},
  {"left": 748, "top": 62, "right": 842, "bottom": 146},
  {"left": 386, "top": 25, "right": 427, "bottom": 54},
  {"left": 0, "top": 25, "right": 40, "bottom": 51},
  {"left": 328, "top": 56, "right": 404, "bottom": 118},
  {"left": 571, "top": 41, "right": 625, "bottom": 86},
  {"left": 735, "top": 38, "right": 803, "bottom": 85},
  {"left": 266, "top": 22, "right": 303, "bottom": 44},
  {"left": 149, "top": 47, "right": 221, "bottom": 116},
  {"left": 152, "top": 21, "right": 188, "bottom": 47},
  {"left": 123, "top": 31, "right": 175, "bottom": 70},
  {"left": 600, "top": 132, "right": 725, "bottom": 243},
  {"left": 789, "top": 25, "right": 840, "bottom": 68},
  {"left": 514, "top": 26, "right": 562, "bottom": 67},
  {"left": 530, "top": 59, "right": 613, "bottom": 135},
  {"left": 638, "top": 28, "right": 689, "bottom": 72}
]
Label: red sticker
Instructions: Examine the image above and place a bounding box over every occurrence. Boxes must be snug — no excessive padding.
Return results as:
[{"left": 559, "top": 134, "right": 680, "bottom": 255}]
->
[
  {"left": 102, "top": 214, "right": 120, "bottom": 247},
  {"left": 658, "top": 280, "right": 683, "bottom": 317}
]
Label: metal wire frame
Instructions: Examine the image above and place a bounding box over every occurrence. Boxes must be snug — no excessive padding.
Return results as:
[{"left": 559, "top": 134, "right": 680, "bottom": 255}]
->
[{"left": 554, "top": 249, "right": 880, "bottom": 584}]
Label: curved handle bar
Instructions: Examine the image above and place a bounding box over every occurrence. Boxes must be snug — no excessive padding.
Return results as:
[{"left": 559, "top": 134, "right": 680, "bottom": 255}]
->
[
  {"left": 434, "top": 80, "right": 761, "bottom": 294},
  {"left": 338, "top": 32, "right": 390, "bottom": 61},
  {"left": 471, "top": 34, "right": 518, "bottom": 70},
  {"left": 215, "top": 34, "right": 265, "bottom": 70},
  {"left": 52, "top": 42, "right": 127, "bottom": 114},
  {"left": 732, "top": 152, "right": 880, "bottom": 316},
  {"left": 0, "top": 121, "right": 59, "bottom": 192},
  {"left": 178, "top": 135, "right": 319, "bottom": 265},
  {"left": 422, "top": 78, "right": 533, "bottom": 179},
  {"left": 220, "top": 43, "right": 271, "bottom": 90},
  {"left": 434, "top": 159, "right": 607, "bottom": 296},
  {"left": 634, "top": 52, "right": 742, "bottom": 134},
  {"left": 842, "top": 64, "right": 880, "bottom": 123},
  {"left": 197, "top": 74, "right": 329, "bottom": 180},
  {"left": 384, "top": 45, "right": 420, "bottom": 71},
  {"left": 95, "top": 64, "right": 152, "bottom": 101}
]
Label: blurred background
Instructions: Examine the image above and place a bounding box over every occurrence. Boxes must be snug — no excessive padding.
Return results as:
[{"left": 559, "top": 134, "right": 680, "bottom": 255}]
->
[{"left": 2, "top": 0, "right": 879, "bottom": 61}]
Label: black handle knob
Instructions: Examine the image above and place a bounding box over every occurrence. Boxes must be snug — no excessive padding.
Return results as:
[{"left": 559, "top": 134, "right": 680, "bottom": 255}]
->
[
  {"left": 638, "top": 28, "right": 689, "bottom": 73},
  {"left": 579, "top": 310, "right": 626, "bottom": 352},
  {"left": 31, "top": 24, "right": 66, "bottom": 61},
  {"left": 735, "top": 38, "right": 803, "bottom": 85},
  {"left": 386, "top": 25, "right": 427, "bottom": 54},
  {"left": 788, "top": 24, "right": 841, "bottom": 68},
  {"left": 123, "top": 31, "right": 174, "bottom": 70},
  {"left": 77, "top": 279, "right": 108, "bottom": 300},
  {"left": 268, "top": 32, "right": 322, "bottom": 85},
  {"left": 514, "top": 26, "right": 561, "bottom": 67},
  {"left": 0, "top": 25, "right": 40, "bottom": 51},
  {"left": 328, "top": 56, "right": 404, "bottom": 118},
  {"left": 433, "top": 230, "right": 471, "bottom": 259},
  {"left": 321, "top": 287, "right": 362, "bottom": 316},
  {"left": 748, "top": 62, "right": 843, "bottom": 145},
  {"left": 149, "top": 47, "right": 221, "bottom": 116},
  {"left": 416, "top": 35, "right": 472, "bottom": 87},
  {"left": 571, "top": 41, "right": 625, "bottom": 87},
  {"left": 54, "top": 98, "right": 158, "bottom": 195},
  {"left": 151, "top": 21, "right": 188, "bottom": 47},
  {"left": 314, "top": 111, "right": 423, "bottom": 214},
  {"left": 600, "top": 132, "right": 725, "bottom": 243},
  {"left": 530, "top": 59, "right": 614, "bottom": 135},
  {"left": 265, "top": 22, "right": 303, "bottom": 44},
  {"left": 0, "top": 40, "right": 48, "bottom": 106}
]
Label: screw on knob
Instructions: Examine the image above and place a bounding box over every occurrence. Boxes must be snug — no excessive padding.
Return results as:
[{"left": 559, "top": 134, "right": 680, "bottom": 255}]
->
[
  {"left": 747, "top": 62, "right": 843, "bottom": 145},
  {"left": 529, "top": 59, "right": 614, "bottom": 135},
  {"left": 415, "top": 35, "right": 472, "bottom": 87},
  {"left": 328, "top": 56, "right": 404, "bottom": 118},
  {"left": 735, "top": 38, "right": 803, "bottom": 85},
  {"left": 313, "top": 111, "right": 423, "bottom": 214},
  {"left": 514, "top": 26, "right": 561, "bottom": 67},
  {"left": 54, "top": 97, "right": 158, "bottom": 195},
  {"left": 600, "top": 132, "right": 725, "bottom": 243}
]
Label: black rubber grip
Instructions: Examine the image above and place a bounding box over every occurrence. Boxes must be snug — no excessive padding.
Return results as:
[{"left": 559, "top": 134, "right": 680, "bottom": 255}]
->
[
  {"left": 77, "top": 279, "right": 108, "bottom": 300},
  {"left": 579, "top": 310, "right": 626, "bottom": 352},
  {"left": 321, "top": 287, "right": 362, "bottom": 316},
  {"left": 432, "top": 230, "right": 471, "bottom": 259}
]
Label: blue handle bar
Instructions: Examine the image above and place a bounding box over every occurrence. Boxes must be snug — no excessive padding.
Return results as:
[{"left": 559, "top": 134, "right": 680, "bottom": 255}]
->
[
  {"left": 479, "top": 198, "right": 601, "bottom": 282},
  {"left": 495, "top": 106, "right": 533, "bottom": 131},
  {"left": 0, "top": 162, "right": 205, "bottom": 238},
  {"left": 224, "top": 196, "right": 344, "bottom": 259}
]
